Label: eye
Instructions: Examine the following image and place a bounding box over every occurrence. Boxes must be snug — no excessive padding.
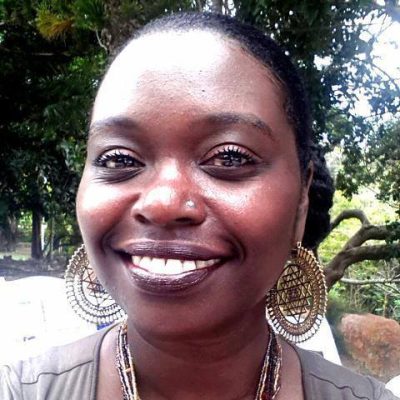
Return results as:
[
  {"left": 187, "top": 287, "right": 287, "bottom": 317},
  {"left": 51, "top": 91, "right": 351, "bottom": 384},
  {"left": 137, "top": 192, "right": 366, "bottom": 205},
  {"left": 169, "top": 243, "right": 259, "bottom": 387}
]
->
[
  {"left": 201, "top": 144, "right": 261, "bottom": 180},
  {"left": 205, "top": 145, "right": 256, "bottom": 168},
  {"left": 94, "top": 149, "right": 144, "bottom": 169}
]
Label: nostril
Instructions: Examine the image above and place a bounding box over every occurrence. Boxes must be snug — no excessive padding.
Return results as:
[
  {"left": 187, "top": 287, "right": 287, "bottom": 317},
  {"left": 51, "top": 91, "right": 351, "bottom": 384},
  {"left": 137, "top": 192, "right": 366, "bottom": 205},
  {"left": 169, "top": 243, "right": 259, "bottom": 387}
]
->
[
  {"left": 135, "top": 214, "right": 148, "bottom": 224},
  {"left": 134, "top": 213, "right": 199, "bottom": 226},
  {"left": 175, "top": 217, "right": 193, "bottom": 225}
]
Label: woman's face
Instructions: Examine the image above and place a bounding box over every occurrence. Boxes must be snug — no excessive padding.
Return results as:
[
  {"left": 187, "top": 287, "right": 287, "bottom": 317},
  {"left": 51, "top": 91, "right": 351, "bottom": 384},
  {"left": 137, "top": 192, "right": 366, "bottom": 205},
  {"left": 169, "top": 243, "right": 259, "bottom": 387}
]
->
[{"left": 77, "top": 30, "right": 310, "bottom": 338}]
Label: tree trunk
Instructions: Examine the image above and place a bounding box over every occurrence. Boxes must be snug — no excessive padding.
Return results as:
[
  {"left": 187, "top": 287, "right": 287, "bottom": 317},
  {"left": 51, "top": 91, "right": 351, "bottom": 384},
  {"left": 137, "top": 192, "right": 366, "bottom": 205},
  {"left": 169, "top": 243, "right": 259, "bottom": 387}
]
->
[
  {"left": 209, "top": 0, "right": 223, "bottom": 13},
  {"left": 0, "top": 215, "right": 17, "bottom": 252},
  {"left": 48, "top": 216, "right": 54, "bottom": 260},
  {"left": 31, "top": 209, "right": 42, "bottom": 259},
  {"left": 8, "top": 215, "right": 17, "bottom": 251}
]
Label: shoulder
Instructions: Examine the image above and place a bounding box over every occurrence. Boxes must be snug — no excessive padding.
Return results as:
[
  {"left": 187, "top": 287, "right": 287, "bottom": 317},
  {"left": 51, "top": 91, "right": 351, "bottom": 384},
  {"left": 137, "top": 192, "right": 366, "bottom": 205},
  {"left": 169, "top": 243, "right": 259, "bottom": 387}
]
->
[
  {"left": 0, "top": 326, "right": 111, "bottom": 400},
  {"left": 295, "top": 346, "right": 399, "bottom": 400}
]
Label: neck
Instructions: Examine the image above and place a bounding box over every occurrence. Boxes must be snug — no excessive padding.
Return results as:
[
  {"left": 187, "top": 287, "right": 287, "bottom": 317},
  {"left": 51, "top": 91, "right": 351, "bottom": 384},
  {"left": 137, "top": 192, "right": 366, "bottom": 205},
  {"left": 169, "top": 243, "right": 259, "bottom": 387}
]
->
[{"left": 126, "top": 305, "right": 271, "bottom": 400}]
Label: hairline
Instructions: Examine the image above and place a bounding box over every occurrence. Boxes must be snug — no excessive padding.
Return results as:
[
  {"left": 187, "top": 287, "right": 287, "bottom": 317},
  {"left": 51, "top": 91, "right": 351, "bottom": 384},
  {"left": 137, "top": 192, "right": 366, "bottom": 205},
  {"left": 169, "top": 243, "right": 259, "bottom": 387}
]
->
[
  {"left": 98, "top": 20, "right": 308, "bottom": 180},
  {"left": 131, "top": 26, "right": 286, "bottom": 89},
  {"left": 131, "top": 25, "right": 306, "bottom": 170}
]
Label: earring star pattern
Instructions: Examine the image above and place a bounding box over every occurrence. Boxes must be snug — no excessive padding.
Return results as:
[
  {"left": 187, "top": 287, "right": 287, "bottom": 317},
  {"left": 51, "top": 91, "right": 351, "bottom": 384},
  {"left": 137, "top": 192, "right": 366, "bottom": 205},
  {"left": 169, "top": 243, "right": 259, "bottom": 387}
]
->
[
  {"left": 266, "top": 244, "right": 327, "bottom": 343},
  {"left": 276, "top": 264, "right": 313, "bottom": 323}
]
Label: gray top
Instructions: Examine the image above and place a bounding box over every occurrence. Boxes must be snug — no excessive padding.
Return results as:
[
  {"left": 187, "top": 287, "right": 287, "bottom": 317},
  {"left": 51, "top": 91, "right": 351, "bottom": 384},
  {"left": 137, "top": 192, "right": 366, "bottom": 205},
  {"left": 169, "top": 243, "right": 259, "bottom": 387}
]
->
[{"left": 1, "top": 326, "right": 398, "bottom": 399}]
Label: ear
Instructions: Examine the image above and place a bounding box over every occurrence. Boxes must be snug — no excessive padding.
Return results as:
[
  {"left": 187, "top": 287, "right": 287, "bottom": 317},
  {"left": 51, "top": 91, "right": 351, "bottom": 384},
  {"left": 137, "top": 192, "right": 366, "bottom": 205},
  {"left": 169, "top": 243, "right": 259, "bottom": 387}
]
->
[{"left": 293, "top": 161, "right": 313, "bottom": 246}]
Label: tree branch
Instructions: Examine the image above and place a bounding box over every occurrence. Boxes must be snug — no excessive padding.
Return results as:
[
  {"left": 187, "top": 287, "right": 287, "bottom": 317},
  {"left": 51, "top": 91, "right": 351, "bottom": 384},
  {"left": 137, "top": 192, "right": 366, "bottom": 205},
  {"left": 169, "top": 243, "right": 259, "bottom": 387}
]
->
[
  {"left": 95, "top": 30, "right": 108, "bottom": 52},
  {"left": 330, "top": 209, "right": 370, "bottom": 231},
  {"left": 372, "top": 0, "right": 400, "bottom": 22},
  {"left": 341, "top": 277, "right": 400, "bottom": 285},
  {"left": 0, "top": 46, "right": 69, "bottom": 58},
  {"left": 371, "top": 60, "right": 400, "bottom": 95},
  {"left": 344, "top": 224, "right": 393, "bottom": 249},
  {"left": 324, "top": 242, "right": 400, "bottom": 290}
]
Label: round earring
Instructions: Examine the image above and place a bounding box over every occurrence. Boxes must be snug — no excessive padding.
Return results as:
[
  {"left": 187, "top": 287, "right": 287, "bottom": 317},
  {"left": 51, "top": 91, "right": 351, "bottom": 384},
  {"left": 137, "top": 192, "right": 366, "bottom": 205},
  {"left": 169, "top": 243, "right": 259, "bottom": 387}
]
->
[
  {"left": 65, "top": 244, "right": 126, "bottom": 325},
  {"left": 266, "top": 242, "right": 327, "bottom": 343}
]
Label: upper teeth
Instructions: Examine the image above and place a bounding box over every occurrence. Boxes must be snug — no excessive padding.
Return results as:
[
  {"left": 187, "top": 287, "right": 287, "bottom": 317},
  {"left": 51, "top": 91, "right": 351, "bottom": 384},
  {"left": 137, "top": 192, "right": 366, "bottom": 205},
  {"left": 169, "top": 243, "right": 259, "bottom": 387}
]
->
[{"left": 131, "top": 256, "right": 219, "bottom": 275}]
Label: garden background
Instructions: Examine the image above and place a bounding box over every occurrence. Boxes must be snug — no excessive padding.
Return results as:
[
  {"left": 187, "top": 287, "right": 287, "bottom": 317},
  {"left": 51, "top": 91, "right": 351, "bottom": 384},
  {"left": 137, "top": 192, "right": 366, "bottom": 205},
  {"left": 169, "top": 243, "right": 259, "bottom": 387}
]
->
[{"left": 0, "top": 0, "right": 399, "bottom": 383}]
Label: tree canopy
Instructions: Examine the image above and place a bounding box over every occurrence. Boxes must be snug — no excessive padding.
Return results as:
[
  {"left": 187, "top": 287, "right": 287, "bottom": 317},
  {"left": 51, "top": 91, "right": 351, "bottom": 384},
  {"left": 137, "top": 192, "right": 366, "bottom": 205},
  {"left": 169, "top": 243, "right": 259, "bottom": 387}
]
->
[{"left": 0, "top": 1, "right": 104, "bottom": 256}]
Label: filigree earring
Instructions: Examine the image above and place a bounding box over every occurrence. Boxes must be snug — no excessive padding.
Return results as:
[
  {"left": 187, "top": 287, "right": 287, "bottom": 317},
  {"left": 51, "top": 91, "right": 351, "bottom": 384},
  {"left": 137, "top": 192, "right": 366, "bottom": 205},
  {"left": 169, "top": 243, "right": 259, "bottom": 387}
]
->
[
  {"left": 65, "top": 244, "right": 126, "bottom": 325},
  {"left": 266, "top": 242, "right": 327, "bottom": 343}
]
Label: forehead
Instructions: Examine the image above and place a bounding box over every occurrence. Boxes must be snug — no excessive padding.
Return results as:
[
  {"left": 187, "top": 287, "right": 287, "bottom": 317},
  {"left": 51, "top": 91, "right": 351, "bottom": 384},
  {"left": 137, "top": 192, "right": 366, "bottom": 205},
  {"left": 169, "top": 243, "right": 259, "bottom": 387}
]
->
[
  {"left": 115, "top": 30, "right": 233, "bottom": 77},
  {"left": 92, "top": 30, "right": 285, "bottom": 123}
]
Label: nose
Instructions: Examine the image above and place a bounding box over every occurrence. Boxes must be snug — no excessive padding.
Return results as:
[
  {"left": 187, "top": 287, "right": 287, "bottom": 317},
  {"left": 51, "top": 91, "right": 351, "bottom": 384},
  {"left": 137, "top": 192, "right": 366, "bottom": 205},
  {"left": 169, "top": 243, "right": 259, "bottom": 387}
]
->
[{"left": 131, "top": 161, "right": 206, "bottom": 227}]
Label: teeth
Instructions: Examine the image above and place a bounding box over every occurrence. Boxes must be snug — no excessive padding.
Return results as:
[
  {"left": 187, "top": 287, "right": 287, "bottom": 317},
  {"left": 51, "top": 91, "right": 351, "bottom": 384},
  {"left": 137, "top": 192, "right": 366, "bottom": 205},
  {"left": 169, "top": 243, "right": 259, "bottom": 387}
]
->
[
  {"left": 132, "top": 256, "right": 141, "bottom": 266},
  {"left": 131, "top": 256, "right": 220, "bottom": 275},
  {"left": 140, "top": 256, "right": 152, "bottom": 270},
  {"left": 166, "top": 259, "right": 184, "bottom": 274},
  {"left": 196, "top": 260, "right": 216, "bottom": 269},
  {"left": 151, "top": 258, "right": 166, "bottom": 273},
  {"left": 183, "top": 260, "right": 196, "bottom": 272}
]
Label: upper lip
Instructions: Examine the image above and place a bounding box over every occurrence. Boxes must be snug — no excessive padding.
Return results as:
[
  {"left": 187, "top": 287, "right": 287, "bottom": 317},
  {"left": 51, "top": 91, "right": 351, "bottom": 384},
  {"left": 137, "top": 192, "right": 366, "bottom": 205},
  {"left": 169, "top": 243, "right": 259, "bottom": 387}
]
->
[{"left": 115, "top": 240, "right": 232, "bottom": 261}]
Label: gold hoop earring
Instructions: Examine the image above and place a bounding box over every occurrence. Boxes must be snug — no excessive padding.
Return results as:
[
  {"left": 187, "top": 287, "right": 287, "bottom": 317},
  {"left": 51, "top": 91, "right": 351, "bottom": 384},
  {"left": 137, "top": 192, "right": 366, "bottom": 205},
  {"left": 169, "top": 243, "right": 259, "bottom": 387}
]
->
[
  {"left": 266, "top": 242, "right": 327, "bottom": 343},
  {"left": 65, "top": 244, "right": 126, "bottom": 325}
]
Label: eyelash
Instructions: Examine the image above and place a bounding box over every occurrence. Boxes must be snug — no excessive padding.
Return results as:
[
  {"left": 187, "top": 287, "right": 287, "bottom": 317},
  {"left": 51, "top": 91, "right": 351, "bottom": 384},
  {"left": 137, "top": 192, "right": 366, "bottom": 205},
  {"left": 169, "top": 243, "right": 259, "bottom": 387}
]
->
[
  {"left": 94, "top": 150, "right": 143, "bottom": 169},
  {"left": 92, "top": 145, "right": 258, "bottom": 183},
  {"left": 209, "top": 145, "right": 256, "bottom": 167}
]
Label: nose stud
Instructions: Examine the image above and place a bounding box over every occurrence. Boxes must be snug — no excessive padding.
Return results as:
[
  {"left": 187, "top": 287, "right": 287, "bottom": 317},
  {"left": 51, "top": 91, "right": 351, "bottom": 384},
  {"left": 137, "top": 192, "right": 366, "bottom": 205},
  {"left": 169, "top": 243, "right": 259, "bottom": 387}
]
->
[{"left": 185, "top": 200, "right": 196, "bottom": 209}]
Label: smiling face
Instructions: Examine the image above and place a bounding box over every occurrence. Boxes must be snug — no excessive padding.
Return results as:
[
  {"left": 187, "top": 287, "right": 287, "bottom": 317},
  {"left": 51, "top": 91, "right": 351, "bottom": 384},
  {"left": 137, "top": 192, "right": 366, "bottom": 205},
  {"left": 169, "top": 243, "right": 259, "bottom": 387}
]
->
[{"left": 77, "top": 30, "right": 310, "bottom": 338}]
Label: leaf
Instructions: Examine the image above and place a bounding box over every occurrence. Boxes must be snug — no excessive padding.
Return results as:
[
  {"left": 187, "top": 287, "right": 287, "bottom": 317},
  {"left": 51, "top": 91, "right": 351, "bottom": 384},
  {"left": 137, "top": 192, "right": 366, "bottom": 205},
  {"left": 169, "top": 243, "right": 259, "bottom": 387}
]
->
[{"left": 36, "top": 7, "right": 74, "bottom": 40}]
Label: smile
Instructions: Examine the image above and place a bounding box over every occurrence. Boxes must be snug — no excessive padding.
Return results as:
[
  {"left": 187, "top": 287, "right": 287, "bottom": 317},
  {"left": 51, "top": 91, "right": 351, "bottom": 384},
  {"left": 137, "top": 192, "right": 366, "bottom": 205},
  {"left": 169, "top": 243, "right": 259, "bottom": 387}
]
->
[
  {"left": 131, "top": 256, "right": 221, "bottom": 275},
  {"left": 117, "top": 241, "right": 231, "bottom": 293}
]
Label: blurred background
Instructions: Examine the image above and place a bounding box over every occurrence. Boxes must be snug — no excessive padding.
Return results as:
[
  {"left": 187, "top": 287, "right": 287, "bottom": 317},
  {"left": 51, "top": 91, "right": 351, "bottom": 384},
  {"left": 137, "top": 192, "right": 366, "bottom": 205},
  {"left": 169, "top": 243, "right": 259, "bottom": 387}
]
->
[{"left": 0, "top": 0, "right": 399, "bottom": 391}]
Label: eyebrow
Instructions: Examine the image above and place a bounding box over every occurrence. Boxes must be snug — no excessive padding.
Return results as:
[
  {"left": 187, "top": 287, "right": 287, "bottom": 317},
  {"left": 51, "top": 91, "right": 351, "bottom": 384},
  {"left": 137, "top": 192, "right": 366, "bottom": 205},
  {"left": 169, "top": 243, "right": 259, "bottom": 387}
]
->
[
  {"left": 88, "top": 112, "right": 275, "bottom": 140},
  {"left": 89, "top": 116, "right": 141, "bottom": 138},
  {"left": 200, "top": 112, "right": 275, "bottom": 140}
]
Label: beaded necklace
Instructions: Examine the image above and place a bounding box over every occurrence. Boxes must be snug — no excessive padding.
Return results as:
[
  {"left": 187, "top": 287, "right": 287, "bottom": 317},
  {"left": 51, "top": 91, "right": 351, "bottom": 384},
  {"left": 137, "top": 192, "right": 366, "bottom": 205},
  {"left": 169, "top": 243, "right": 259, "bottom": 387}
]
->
[{"left": 116, "top": 322, "right": 282, "bottom": 400}]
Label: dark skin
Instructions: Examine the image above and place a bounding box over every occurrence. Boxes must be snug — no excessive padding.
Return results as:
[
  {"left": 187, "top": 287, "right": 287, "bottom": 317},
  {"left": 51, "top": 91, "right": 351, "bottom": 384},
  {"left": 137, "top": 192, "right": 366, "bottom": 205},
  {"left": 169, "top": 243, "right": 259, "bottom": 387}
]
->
[{"left": 77, "top": 30, "right": 310, "bottom": 399}]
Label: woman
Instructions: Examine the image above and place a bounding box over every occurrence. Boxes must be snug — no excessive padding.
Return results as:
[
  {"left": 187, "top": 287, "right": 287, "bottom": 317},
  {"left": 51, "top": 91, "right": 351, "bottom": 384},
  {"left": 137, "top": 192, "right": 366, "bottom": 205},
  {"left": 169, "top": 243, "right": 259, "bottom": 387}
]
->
[{"left": 1, "top": 12, "right": 397, "bottom": 400}]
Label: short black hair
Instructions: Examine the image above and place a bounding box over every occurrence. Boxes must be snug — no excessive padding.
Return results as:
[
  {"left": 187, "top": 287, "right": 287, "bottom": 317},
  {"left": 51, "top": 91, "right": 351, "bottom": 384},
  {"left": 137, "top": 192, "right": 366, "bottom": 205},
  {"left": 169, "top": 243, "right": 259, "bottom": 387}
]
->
[{"left": 127, "top": 12, "right": 334, "bottom": 249}]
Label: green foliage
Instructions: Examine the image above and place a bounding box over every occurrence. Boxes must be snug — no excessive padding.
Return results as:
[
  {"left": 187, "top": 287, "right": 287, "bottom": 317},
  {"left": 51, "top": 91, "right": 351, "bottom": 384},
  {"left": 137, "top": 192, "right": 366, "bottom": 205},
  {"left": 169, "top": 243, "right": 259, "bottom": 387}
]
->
[
  {"left": 31, "top": 1, "right": 400, "bottom": 151},
  {"left": 73, "top": 0, "right": 106, "bottom": 30},
  {"left": 235, "top": 1, "right": 399, "bottom": 140},
  {"left": 320, "top": 190, "right": 396, "bottom": 262},
  {"left": 34, "top": 0, "right": 198, "bottom": 53},
  {"left": 337, "top": 121, "right": 400, "bottom": 215},
  {"left": 36, "top": 6, "right": 74, "bottom": 39},
  {"left": 0, "top": 0, "right": 104, "bottom": 256},
  {"left": 35, "top": 0, "right": 106, "bottom": 37},
  {"left": 16, "top": 212, "right": 33, "bottom": 242},
  {"left": 326, "top": 288, "right": 350, "bottom": 327},
  {"left": 327, "top": 260, "right": 400, "bottom": 322},
  {"left": 320, "top": 190, "right": 399, "bottom": 321},
  {"left": 345, "top": 259, "right": 400, "bottom": 321}
]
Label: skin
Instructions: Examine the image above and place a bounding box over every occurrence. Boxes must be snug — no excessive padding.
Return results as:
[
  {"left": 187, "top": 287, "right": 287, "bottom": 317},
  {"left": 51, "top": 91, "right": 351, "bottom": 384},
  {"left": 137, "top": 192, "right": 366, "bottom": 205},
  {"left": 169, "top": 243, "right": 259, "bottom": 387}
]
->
[{"left": 77, "top": 30, "right": 310, "bottom": 400}]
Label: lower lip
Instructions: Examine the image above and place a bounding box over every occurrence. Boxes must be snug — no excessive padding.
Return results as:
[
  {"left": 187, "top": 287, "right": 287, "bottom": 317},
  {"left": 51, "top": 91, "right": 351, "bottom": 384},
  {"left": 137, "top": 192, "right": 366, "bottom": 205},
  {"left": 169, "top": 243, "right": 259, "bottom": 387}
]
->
[{"left": 126, "top": 262, "right": 221, "bottom": 294}]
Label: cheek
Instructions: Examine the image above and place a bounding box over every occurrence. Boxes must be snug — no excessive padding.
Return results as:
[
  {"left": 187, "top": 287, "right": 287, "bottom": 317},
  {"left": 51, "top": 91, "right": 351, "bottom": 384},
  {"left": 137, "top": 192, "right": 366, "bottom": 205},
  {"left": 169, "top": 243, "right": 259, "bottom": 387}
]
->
[
  {"left": 205, "top": 170, "right": 300, "bottom": 257},
  {"left": 76, "top": 177, "right": 134, "bottom": 243},
  {"left": 200, "top": 174, "right": 301, "bottom": 304}
]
